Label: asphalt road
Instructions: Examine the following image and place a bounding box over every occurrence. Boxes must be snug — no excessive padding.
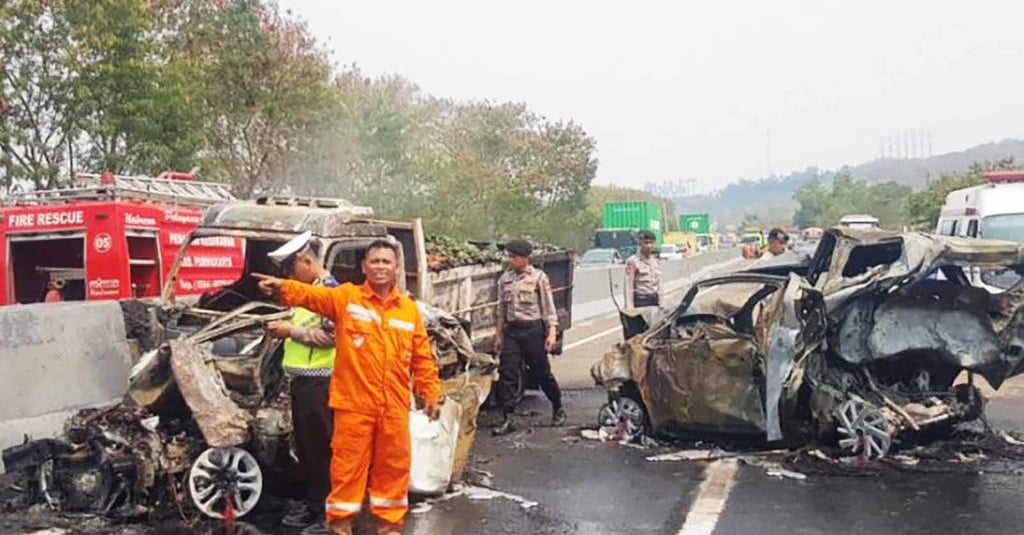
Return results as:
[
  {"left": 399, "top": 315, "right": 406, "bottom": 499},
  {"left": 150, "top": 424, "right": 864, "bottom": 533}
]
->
[
  {"left": 402, "top": 251, "right": 1024, "bottom": 535},
  {"left": 11, "top": 249, "right": 1024, "bottom": 535}
]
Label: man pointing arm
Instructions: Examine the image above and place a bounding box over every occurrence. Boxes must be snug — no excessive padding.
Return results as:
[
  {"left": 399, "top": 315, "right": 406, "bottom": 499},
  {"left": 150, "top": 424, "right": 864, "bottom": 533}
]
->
[{"left": 255, "top": 239, "right": 440, "bottom": 535}]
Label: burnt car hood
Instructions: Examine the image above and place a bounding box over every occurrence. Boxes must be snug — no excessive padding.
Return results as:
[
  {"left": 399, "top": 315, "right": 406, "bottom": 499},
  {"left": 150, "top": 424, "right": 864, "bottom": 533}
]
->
[{"left": 811, "top": 228, "right": 1024, "bottom": 387}]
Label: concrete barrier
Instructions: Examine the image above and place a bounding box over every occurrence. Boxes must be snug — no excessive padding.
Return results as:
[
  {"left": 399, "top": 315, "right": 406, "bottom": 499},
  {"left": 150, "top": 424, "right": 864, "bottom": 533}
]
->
[
  {"left": 572, "top": 248, "right": 741, "bottom": 305},
  {"left": 0, "top": 301, "right": 133, "bottom": 472}
]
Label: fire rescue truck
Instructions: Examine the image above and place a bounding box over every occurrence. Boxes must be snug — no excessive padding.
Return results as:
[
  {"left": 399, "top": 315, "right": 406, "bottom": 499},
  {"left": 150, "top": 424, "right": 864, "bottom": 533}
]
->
[{"left": 0, "top": 171, "right": 243, "bottom": 305}]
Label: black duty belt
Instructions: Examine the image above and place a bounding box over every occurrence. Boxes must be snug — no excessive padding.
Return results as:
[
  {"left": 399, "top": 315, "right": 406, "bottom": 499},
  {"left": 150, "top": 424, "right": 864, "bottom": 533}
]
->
[
  {"left": 506, "top": 319, "right": 544, "bottom": 329},
  {"left": 633, "top": 294, "right": 660, "bottom": 307}
]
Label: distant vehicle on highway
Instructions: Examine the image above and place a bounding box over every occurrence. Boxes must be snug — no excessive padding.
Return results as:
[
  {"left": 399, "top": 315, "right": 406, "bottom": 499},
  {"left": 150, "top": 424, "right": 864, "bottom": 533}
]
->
[
  {"left": 838, "top": 214, "right": 879, "bottom": 229},
  {"left": 657, "top": 243, "right": 686, "bottom": 260},
  {"left": 578, "top": 248, "right": 623, "bottom": 268},
  {"left": 719, "top": 233, "right": 740, "bottom": 248}
]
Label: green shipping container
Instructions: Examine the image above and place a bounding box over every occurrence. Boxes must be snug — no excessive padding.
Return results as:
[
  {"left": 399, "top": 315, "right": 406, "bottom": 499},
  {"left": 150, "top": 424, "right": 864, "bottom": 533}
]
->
[
  {"left": 679, "top": 213, "right": 711, "bottom": 235},
  {"left": 601, "top": 201, "right": 664, "bottom": 244}
]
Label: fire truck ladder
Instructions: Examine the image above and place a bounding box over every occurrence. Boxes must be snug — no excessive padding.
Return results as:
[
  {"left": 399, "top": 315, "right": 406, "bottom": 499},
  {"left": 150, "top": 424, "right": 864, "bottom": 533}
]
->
[{"left": 8, "top": 173, "right": 236, "bottom": 206}]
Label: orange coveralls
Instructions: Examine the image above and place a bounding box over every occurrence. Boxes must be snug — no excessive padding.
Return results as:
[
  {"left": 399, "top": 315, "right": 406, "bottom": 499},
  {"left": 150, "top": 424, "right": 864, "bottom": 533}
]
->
[{"left": 279, "top": 280, "right": 442, "bottom": 525}]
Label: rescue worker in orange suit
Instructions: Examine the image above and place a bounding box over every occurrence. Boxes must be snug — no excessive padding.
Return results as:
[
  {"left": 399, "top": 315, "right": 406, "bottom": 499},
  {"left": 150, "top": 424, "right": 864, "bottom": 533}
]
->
[
  {"left": 263, "top": 232, "right": 339, "bottom": 534},
  {"left": 254, "top": 239, "right": 442, "bottom": 535},
  {"left": 491, "top": 239, "right": 564, "bottom": 436}
]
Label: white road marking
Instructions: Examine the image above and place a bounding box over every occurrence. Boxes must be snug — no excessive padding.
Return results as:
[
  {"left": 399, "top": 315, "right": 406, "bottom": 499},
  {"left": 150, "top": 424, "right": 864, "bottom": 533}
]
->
[
  {"left": 677, "top": 459, "right": 740, "bottom": 535},
  {"left": 562, "top": 325, "right": 623, "bottom": 351}
]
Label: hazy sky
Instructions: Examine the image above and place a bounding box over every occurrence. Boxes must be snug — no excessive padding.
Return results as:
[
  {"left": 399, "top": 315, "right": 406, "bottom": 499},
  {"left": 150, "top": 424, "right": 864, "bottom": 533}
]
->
[{"left": 280, "top": 0, "right": 1024, "bottom": 192}]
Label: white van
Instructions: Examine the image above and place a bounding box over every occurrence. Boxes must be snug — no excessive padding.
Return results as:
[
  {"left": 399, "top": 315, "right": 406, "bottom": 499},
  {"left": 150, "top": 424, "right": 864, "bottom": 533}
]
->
[
  {"left": 935, "top": 171, "right": 1024, "bottom": 241},
  {"left": 935, "top": 170, "right": 1024, "bottom": 290}
]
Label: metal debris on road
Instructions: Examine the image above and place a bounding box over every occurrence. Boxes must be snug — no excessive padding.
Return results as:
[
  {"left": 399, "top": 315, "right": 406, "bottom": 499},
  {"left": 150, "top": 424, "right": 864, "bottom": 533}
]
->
[
  {"left": 738, "top": 456, "right": 808, "bottom": 481},
  {"left": 999, "top": 431, "right": 1024, "bottom": 446},
  {"left": 462, "top": 485, "right": 539, "bottom": 510},
  {"left": 889, "top": 455, "right": 921, "bottom": 467},
  {"left": 646, "top": 449, "right": 730, "bottom": 462},
  {"left": 411, "top": 482, "right": 539, "bottom": 515}
]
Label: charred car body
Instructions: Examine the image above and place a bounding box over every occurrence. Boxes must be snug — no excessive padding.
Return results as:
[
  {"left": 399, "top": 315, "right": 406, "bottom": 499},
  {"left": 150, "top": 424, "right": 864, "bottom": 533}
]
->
[
  {"left": 3, "top": 196, "right": 572, "bottom": 520},
  {"left": 592, "top": 228, "right": 1024, "bottom": 459}
]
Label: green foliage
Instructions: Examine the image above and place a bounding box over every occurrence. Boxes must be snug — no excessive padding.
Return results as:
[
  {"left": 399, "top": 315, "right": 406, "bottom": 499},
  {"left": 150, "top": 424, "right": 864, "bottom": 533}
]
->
[
  {"left": 288, "top": 74, "right": 598, "bottom": 248},
  {"left": 904, "top": 158, "right": 1016, "bottom": 230},
  {"left": 792, "top": 171, "right": 912, "bottom": 229},
  {"left": 0, "top": 0, "right": 80, "bottom": 189},
  {"left": 0, "top": 0, "right": 599, "bottom": 248}
]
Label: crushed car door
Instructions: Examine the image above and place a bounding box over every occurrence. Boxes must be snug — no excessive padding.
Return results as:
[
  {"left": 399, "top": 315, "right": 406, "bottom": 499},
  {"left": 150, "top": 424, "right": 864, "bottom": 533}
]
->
[
  {"left": 642, "top": 277, "right": 785, "bottom": 435},
  {"left": 763, "top": 272, "right": 826, "bottom": 442}
]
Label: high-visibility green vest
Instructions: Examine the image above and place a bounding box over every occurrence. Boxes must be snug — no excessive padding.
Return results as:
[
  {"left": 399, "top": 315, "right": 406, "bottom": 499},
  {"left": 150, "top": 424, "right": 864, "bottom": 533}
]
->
[{"left": 281, "top": 306, "right": 336, "bottom": 374}]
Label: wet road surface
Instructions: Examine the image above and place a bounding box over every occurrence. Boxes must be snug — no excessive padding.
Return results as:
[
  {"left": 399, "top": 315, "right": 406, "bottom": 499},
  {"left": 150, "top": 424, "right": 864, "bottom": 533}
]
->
[{"left": 402, "top": 390, "right": 1024, "bottom": 535}]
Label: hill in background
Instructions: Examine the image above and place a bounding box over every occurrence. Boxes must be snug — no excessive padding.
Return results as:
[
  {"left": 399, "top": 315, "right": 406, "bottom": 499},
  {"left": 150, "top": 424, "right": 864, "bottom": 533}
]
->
[{"left": 673, "top": 138, "right": 1024, "bottom": 229}]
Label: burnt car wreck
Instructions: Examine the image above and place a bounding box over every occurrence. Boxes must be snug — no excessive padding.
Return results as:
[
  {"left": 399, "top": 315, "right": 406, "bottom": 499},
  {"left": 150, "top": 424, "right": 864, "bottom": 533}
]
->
[
  {"left": 592, "top": 228, "right": 1024, "bottom": 459},
  {"left": 2, "top": 300, "right": 492, "bottom": 522},
  {"left": 2, "top": 197, "right": 500, "bottom": 523}
]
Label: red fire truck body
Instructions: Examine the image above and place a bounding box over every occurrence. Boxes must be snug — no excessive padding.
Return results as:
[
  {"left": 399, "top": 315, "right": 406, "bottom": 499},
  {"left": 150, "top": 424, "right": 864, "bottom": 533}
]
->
[{"left": 0, "top": 172, "right": 243, "bottom": 305}]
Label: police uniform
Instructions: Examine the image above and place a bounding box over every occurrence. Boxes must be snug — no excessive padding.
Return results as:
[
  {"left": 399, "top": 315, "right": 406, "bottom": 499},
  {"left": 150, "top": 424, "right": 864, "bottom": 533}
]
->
[
  {"left": 624, "top": 253, "right": 662, "bottom": 308},
  {"left": 494, "top": 252, "right": 563, "bottom": 426},
  {"left": 268, "top": 233, "right": 338, "bottom": 528}
]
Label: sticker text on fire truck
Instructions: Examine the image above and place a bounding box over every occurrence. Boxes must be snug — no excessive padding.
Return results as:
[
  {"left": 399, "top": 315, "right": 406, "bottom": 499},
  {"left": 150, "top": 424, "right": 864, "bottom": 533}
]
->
[{"left": 7, "top": 210, "right": 85, "bottom": 228}]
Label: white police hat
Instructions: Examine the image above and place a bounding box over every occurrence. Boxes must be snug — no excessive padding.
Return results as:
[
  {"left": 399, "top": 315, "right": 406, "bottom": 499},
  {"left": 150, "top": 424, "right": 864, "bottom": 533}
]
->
[{"left": 268, "top": 231, "right": 314, "bottom": 264}]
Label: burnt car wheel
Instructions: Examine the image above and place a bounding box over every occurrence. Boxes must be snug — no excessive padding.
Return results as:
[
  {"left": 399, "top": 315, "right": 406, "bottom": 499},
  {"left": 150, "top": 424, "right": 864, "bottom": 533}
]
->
[
  {"left": 598, "top": 394, "right": 649, "bottom": 440},
  {"left": 835, "top": 399, "right": 892, "bottom": 460},
  {"left": 953, "top": 383, "right": 985, "bottom": 422},
  {"left": 188, "top": 447, "right": 263, "bottom": 519}
]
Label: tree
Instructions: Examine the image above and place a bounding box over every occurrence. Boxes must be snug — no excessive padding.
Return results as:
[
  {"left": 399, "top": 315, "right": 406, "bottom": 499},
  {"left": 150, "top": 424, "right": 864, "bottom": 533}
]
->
[
  {"left": 179, "top": 0, "right": 333, "bottom": 196},
  {"left": 791, "top": 171, "right": 911, "bottom": 229},
  {"left": 792, "top": 177, "right": 828, "bottom": 228},
  {"left": 905, "top": 158, "right": 1016, "bottom": 230},
  {"left": 67, "top": 0, "right": 204, "bottom": 173},
  {"left": 0, "top": 0, "right": 80, "bottom": 190}
]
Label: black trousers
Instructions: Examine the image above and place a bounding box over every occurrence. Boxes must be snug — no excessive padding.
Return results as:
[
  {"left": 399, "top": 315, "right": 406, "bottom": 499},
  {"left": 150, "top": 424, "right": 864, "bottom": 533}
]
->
[
  {"left": 290, "top": 375, "right": 333, "bottom": 512},
  {"left": 496, "top": 321, "right": 562, "bottom": 413}
]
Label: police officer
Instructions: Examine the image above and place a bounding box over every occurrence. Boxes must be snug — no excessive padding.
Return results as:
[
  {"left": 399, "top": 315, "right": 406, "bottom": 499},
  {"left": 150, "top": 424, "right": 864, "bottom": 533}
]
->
[
  {"left": 762, "top": 228, "right": 790, "bottom": 258},
  {"left": 264, "top": 232, "right": 339, "bottom": 534},
  {"left": 492, "top": 239, "right": 564, "bottom": 436},
  {"left": 624, "top": 230, "right": 662, "bottom": 310}
]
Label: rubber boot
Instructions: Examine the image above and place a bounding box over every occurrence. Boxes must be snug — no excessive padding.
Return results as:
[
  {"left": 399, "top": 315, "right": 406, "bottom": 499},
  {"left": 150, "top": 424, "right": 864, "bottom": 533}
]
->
[
  {"left": 376, "top": 520, "right": 403, "bottom": 535},
  {"left": 492, "top": 412, "right": 515, "bottom": 436}
]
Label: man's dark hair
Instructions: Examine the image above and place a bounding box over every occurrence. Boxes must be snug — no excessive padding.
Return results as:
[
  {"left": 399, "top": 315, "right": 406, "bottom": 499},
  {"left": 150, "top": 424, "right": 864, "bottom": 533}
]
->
[
  {"left": 366, "top": 239, "right": 400, "bottom": 257},
  {"left": 768, "top": 228, "right": 789, "bottom": 243},
  {"left": 638, "top": 230, "right": 656, "bottom": 242}
]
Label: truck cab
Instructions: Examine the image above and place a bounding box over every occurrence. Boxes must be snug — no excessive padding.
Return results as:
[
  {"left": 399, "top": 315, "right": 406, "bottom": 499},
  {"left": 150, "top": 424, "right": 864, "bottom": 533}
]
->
[{"left": 162, "top": 195, "right": 574, "bottom": 353}]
